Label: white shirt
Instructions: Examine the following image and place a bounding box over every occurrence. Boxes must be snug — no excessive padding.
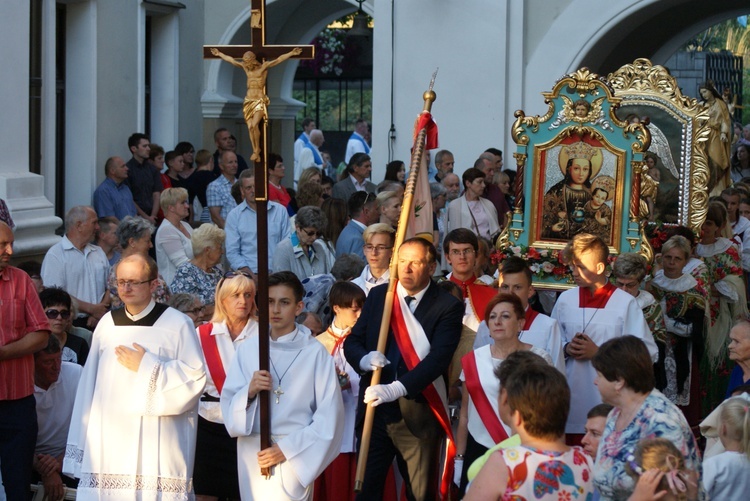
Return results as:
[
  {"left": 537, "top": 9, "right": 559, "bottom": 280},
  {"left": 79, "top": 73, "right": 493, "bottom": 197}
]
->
[
  {"left": 351, "top": 265, "right": 390, "bottom": 296},
  {"left": 34, "top": 362, "right": 82, "bottom": 457},
  {"left": 155, "top": 219, "right": 194, "bottom": 287},
  {"left": 703, "top": 451, "right": 750, "bottom": 501}
]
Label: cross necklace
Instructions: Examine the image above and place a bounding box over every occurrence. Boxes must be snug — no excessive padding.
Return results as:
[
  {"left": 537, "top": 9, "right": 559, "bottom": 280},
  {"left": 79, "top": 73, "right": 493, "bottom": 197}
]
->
[{"left": 269, "top": 329, "right": 303, "bottom": 404}]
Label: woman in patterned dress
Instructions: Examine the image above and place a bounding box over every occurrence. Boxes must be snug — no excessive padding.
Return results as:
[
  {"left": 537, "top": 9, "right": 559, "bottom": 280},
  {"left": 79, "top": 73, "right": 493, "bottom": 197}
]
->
[
  {"left": 171, "top": 223, "right": 225, "bottom": 318},
  {"left": 696, "top": 202, "right": 748, "bottom": 417},
  {"left": 591, "top": 336, "right": 701, "bottom": 500}
]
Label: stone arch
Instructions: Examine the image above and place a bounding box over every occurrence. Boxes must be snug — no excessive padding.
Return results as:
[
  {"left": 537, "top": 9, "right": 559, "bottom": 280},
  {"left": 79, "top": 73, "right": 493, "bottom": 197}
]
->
[{"left": 525, "top": 0, "right": 748, "bottom": 110}]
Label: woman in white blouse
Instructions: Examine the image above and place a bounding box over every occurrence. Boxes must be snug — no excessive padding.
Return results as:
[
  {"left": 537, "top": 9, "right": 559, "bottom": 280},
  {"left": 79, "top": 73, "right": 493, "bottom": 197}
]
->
[
  {"left": 155, "top": 187, "right": 194, "bottom": 286},
  {"left": 446, "top": 167, "right": 500, "bottom": 239}
]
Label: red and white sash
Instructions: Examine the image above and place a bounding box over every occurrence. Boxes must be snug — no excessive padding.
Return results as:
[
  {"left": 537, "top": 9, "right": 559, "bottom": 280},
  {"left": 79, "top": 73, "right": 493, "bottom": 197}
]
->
[
  {"left": 462, "top": 348, "right": 509, "bottom": 444},
  {"left": 389, "top": 283, "right": 455, "bottom": 500},
  {"left": 198, "top": 323, "right": 227, "bottom": 394}
]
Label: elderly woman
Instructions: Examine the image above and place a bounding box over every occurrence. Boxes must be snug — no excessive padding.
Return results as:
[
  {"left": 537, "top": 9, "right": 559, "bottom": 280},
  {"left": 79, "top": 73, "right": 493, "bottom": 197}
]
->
[
  {"left": 171, "top": 223, "right": 225, "bottom": 317},
  {"left": 168, "top": 292, "right": 206, "bottom": 327},
  {"left": 446, "top": 167, "right": 500, "bottom": 239},
  {"left": 156, "top": 187, "right": 194, "bottom": 286},
  {"left": 613, "top": 253, "right": 667, "bottom": 384},
  {"left": 456, "top": 293, "right": 553, "bottom": 496},
  {"left": 727, "top": 320, "right": 750, "bottom": 396},
  {"left": 592, "top": 335, "right": 701, "bottom": 500},
  {"left": 298, "top": 166, "right": 322, "bottom": 186},
  {"left": 193, "top": 272, "right": 258, "bottom": 500},
  {"left": 376, "top": 190, "right": 402, "bottom": 228},
  {"left": 272, "top": 206, "right": 334, "bottom": 281},
  {"left": 648, "top": 236, "right": 707, "bottom": 428},
  {"left": 107, "top": 216, "right": 170, "bottom": 309}
]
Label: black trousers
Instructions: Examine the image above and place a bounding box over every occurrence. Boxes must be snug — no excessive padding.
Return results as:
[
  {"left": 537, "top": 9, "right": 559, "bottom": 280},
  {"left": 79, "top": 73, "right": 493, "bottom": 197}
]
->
[{"left": 0, "top": 395, "right": 38, "bottom": 501}]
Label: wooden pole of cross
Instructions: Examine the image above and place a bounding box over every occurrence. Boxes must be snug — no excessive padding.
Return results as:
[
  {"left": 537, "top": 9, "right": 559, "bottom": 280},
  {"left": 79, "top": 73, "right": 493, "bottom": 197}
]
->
[{"left": 204, "top": 0, "right": 314, "bottom": 479}]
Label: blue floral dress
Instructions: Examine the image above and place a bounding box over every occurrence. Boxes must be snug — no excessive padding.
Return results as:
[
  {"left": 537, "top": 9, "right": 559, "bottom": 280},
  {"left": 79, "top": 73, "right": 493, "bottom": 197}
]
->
[
  {"left": 593, "top": 390, "right": 702, "bottom": 501},
  {"left": 170, "top": 261, "right": 223, "bottom": 306}
]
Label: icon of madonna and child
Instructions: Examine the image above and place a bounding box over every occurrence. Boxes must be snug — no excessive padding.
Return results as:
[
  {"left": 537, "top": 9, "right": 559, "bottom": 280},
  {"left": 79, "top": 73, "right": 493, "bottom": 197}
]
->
[{"left": 541, "top": 141, "right": 617, "bottom": 244}]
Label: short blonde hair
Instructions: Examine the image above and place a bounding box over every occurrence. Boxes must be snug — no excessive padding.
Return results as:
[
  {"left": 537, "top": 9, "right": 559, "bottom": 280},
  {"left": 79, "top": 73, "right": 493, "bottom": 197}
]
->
[
  {"left": 211, "top": 274, "right": 256, "bottom": 323},
  {"left": 661, "top": 235, "right": 691, "bottom": 260},
  {"left": 363, "top": 223, "right": 396, "bottom": 245},
  {"left": 191, "top": 223, "right": 225, "bottom": 256},
  {"left": 160, "top": 187, "right": 188, "bottom": 212},
  {"left": 299, "top": 167, "right": 322, "bottom": 186}
]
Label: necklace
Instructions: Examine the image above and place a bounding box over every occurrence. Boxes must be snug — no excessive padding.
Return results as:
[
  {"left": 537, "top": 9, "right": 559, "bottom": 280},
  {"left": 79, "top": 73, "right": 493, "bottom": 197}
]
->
[
  {"left": 581, "top": 285, "right": 609, "bottom": 334},
  {"left": 269, "top": 329, "right": 302, "bottom": 404}
]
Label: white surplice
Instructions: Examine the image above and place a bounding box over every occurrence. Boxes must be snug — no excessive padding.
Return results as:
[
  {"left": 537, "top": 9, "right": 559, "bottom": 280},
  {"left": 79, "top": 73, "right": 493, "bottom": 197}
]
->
[
  {"left": 63, "top": 304, "right": 207, "bottom": 500},
  {"left": 552, "top": 285, "right": 657, "bottom": 434},
  {"left": 221, "top": 325, "right": 344, "bottom": 501}
]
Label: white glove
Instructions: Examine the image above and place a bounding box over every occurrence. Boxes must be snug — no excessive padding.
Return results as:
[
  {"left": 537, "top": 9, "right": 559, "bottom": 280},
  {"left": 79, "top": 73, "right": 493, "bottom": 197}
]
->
[
  {"left": 453, "top": 458, "right": 464, "bottom": 486},
  {"left": 359, "top": 351, "right": 390, "bottom": 372},
  {"left": 363, "top": 381, "right": 407, "bottom": 406}
]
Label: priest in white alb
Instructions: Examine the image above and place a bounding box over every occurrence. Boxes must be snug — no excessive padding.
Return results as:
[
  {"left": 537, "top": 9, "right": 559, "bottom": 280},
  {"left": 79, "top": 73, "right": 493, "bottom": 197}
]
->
[
  {"left": 221, "top": 271, "right": 344, "bottom": 500},
  {"left": 63, "top": 255, "right": 206, "bottom": 500}
]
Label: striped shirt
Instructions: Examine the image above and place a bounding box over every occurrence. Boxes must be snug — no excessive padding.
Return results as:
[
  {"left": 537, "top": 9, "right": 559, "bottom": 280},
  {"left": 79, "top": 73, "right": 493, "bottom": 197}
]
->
[{"left": 0, "top": 266, "right": 50, "bottom": 400}]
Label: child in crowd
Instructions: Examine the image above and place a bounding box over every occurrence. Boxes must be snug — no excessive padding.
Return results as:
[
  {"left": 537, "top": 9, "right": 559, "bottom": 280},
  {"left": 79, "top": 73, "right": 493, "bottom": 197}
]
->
[
  {"left": 625, "top": 438, "right": 698, "bottom": 501},
  {"left": 702, "top": 397, "right": 750, "bottom": 500},
  {"left": 464, "top": 363, "right": 594, "bottom": 500}
]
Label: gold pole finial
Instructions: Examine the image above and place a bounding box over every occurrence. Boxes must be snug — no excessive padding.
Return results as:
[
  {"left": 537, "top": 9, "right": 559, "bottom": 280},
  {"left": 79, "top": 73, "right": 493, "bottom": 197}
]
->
[{"left": 422, "top": 68, "right": 438, "bottom": 112}]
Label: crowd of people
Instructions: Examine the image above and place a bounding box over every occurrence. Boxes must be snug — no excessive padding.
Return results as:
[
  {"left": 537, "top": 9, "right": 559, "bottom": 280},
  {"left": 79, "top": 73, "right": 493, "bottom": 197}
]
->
[{"left": 2, "top": 119, "right": 750, "bottom": 501}]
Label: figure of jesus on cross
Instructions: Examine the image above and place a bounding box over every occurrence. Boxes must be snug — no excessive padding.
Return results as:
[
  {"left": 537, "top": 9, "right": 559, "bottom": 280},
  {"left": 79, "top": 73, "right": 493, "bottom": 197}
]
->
[{"left": 210, "top": 46, "right": 302, "bottom": 162}]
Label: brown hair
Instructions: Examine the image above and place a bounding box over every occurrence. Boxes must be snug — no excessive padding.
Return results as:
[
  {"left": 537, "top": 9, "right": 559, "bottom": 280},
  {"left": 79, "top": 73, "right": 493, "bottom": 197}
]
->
[
  {"left": 504, "top": 364, "right": 570, "bottom": 439},
  {"left": 592, "top": 335, "right": 655, "bottom": 393},
  {"left": 562, "top": 233, "right": 609, "bottom": 266},
  {"left": 484, "top": 292, "right": 524, "bottom": 324}
]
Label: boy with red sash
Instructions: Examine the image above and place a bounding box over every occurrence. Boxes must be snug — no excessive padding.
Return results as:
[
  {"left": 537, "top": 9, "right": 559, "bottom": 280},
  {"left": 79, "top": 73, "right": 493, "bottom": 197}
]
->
[
  {"left": 474, "top": 256, "right": 565, "bottom": 373},
  {"left": 444, "top": 228, "right": 498, "bottom": 333},
  {"left": 344, "top": 238, "right": 464, "bottom": 501},
  {"left": 551, "top": 233, "right": 657, "bottom": 441}
]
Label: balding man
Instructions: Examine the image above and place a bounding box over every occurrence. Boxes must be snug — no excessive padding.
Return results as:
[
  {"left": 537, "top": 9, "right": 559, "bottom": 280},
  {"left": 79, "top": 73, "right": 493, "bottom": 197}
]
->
[
  {"left": 41, "top": 206, "right": 110, "bottom": 329},
  {"left": 206, "top": 150, "right": 239, "bottom": 228},
  {"left": 0, "top": 221, "right": 50, "bottom": 500},
  {"left": 296, "top": 129, "right": 325, "bottom": 182},
  {"left": 212, "top": 127, "right": 250, "bottom": 178},
  {"left": 93, "top": 156, "right": 137, "bottom": 220},
  {"left": 294, "top": 118, "right": 317, "bottom": 174},
  {"left": 441, "top": 173, "right": 461, "bottom": 203},
  {"left": 434, "top": 149, "right": 455, "bottom": 182}
]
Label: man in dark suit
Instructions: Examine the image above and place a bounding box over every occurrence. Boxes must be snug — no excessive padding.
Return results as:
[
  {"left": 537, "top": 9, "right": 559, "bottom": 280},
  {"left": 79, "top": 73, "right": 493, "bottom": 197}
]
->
[
  {"left": 344, "top": 238, "right": 463, "bottom": 501},
  {"left": 332, "top": 153, "right": 377, "bottom": 202},
  {"left": 335, "top": 191, "right": 379, "bottom": 259}
]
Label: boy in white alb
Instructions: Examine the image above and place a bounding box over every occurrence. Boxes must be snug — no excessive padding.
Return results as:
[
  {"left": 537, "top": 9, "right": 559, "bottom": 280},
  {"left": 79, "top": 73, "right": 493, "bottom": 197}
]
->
[
  {"left": 552, "top": 234, "right": 657, "bottom": 437},
  {"left": 221, "top": 271, "right": 344, "bottom": 500},
  {"left": 474, "top": 256, "right": 565, "bottom": 374}
]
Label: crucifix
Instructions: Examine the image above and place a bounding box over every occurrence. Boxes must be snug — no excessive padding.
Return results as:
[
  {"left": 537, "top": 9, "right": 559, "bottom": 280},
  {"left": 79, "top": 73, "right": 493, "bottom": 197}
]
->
[
  {"left": 204, "top": 0, "right": 314, "bottom": 479},
  {"left": 273, "top": 386, "right": 284, "bottom": 404}
]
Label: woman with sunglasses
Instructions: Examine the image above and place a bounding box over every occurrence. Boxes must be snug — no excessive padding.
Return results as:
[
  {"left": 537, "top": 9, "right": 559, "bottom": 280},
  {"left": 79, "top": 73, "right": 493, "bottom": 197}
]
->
[
  {"left": 39, "top": 287, "right": 90, "bottom": 366},
  {"left": 272, "top": 206, "right": 334, "bottom": 282},
  {"left": 193, "top": 271, "right": 258, "bottom": 500}
]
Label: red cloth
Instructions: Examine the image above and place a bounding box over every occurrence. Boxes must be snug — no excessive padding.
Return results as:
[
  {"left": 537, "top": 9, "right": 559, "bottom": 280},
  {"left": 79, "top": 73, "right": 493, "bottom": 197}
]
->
[
  {"left": 578, "top": 282, "right": 616, "bottom": 308},
  {"left": 0, "top": 266, "right": 50, "bottom": 400},
  {"left": 268, "top": 182, "right": 292, "bottom": 208},
  {"left": 313, "top": 452, "right": 357, "bottom": 501},
  {"left": 449, "top": 275, "right": 498, "bottom": 322}
]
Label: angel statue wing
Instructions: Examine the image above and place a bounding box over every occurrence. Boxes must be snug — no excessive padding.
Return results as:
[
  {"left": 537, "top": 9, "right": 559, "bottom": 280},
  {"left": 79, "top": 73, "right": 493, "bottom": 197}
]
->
[{"left": 647, "top": 122, "right": 679, "bottom": 178}]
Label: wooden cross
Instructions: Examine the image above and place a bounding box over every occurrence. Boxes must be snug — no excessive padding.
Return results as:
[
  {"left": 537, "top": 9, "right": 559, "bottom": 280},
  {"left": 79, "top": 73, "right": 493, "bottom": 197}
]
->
[{"left": 203, "top": 0, "right": 314, "bottom": 479}]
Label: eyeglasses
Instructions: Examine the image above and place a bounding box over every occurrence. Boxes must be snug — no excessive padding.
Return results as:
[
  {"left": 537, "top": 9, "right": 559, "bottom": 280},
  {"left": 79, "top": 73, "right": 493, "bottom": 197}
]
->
[
  {"left": 116, "top": 279, "right": 153, "bottom": 288},
  {"left": 300, "top": 228, "right": 320, "bottom": 238},
  {"left": 614, "top": 279, "right": 640, "bottom": 289},
  {"left": 184, "top": 305, "right": 205, "bottom": 315},
  {"left": 364, "top": 244, "right": 393, "bottom": 253},
  {"left": 449, "top": 248, "right": 476, "bottom": 257},
  {"left": 45, "top": 309, "right": 71, "bottom": 320}
]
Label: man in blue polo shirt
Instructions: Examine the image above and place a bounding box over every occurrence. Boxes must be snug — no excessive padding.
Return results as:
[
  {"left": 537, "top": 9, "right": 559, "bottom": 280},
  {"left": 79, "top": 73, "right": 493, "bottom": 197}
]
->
[{"left": 92, "top": 157, "right": 137, "bottom": 220}]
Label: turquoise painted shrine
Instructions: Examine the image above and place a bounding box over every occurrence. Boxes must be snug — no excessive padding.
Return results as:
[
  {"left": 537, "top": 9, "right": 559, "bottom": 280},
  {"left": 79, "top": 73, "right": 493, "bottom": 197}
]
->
[{"left": 502, "top": 68, "right": 652, "bottom": 290}]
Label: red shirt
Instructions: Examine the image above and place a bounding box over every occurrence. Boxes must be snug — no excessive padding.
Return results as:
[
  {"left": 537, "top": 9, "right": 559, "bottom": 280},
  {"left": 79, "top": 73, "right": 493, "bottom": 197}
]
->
[
  {"left": 0, "top": 266, "right": 50, "bottom": 400},
  {"left": 268, "top": 182, "right": 291, "bottom": 208}
]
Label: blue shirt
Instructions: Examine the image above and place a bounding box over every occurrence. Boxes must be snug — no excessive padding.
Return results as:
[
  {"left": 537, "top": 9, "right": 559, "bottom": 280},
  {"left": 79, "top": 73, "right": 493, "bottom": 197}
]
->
[
  {"left": 726, "top": 364, "right": 750, "bottom": 397},
  {"left": 206, "top": 176, "right": 237, "bottom": 222},
  {"left": 92, "top": 178, "right": 137, "bottom": 220},
  {"left": 225, "top": 201, "right": 291, "bottom": 273}
]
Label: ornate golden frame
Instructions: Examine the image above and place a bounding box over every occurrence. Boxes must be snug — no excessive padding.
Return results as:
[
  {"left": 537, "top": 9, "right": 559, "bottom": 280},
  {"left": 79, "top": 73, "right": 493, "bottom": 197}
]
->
[{"left": 607, "top": 58, "right": 711, "bottom": 234}]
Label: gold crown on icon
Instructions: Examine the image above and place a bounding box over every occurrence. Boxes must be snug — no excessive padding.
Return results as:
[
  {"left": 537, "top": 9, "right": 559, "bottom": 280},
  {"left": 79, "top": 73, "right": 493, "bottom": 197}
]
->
[{"left": 562, "top": 142, "right": 596, "bottom": 161}]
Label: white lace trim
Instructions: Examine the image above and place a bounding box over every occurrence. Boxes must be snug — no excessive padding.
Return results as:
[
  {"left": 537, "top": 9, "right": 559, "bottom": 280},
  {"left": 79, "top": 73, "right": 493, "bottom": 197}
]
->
[
  {"left": 635, "top": 290, "right": 656, "bottom": 309},
  {"left": 79, "top": 473, "right": 192, "bottom": 495},
  {"left": 145, "top": 363, "right": 161, "bottom": 415},
  {"left": 697, "top": 238, "right": 733, "bottom": 257},
  {"left": 651, "top": 270, "right": 698, "bottom": 292},
  {"left": 682, "top": 258, "right": 705, "bottom": 276},
  {"left": 64, "top": 444, "right": 83, "bottom": 464}
]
